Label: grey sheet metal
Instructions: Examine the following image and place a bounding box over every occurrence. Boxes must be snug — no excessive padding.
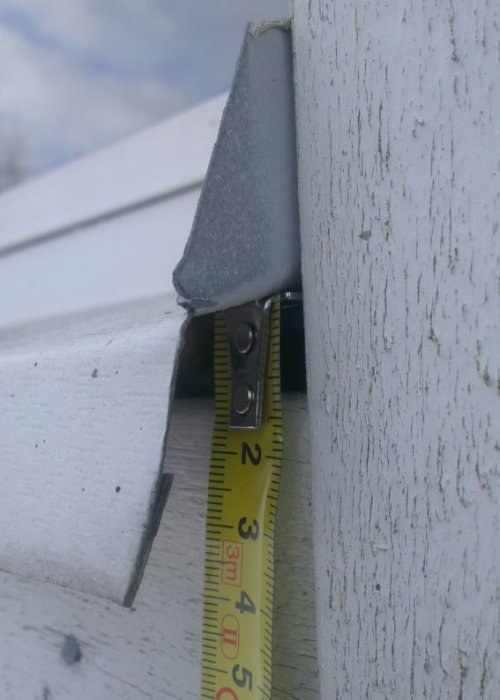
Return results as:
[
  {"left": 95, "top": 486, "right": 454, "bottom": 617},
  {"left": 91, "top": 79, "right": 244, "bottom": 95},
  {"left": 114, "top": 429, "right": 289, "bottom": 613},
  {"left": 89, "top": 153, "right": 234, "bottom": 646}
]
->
[{"left": 173, "top": 21, "right": 301, "bottom": 314}]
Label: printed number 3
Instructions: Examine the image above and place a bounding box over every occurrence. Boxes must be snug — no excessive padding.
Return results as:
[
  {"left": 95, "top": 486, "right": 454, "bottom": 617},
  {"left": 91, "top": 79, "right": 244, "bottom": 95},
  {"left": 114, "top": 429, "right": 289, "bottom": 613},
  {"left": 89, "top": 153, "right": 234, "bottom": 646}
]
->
[{"left": 237, "top": 517, "right": 259, "bottom": 540}]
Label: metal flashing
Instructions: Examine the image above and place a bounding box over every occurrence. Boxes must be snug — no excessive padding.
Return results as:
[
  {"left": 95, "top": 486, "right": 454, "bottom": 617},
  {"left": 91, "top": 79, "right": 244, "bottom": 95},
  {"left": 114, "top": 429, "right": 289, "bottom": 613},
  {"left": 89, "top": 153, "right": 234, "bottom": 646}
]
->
[{"left": 173, "top": 21, "right": 301, "bottom": 314}]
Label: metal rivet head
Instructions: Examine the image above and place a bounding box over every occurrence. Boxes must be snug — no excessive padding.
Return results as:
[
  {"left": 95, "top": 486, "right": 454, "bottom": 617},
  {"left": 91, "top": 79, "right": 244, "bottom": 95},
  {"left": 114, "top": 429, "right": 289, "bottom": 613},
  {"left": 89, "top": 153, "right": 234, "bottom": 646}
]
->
[
  {"left": 234, "top": 323, "right": 255, "bottom": 355},
  {"left": 233, "top": 384, "right": 254, "bottom": 416}
]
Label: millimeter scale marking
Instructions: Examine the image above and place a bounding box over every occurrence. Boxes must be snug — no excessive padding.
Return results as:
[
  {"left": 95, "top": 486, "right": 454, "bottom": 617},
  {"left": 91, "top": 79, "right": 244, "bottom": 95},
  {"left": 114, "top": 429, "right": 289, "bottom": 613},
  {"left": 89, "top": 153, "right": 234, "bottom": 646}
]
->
[{"left": 200, "top": 298, "right": 282, "bottom": 700}]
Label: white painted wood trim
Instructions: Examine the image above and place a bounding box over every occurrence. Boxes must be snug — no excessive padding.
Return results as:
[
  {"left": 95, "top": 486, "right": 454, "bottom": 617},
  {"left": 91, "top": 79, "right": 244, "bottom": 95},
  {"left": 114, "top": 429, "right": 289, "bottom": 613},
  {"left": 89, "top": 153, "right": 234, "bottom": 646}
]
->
[
  {"left": 0, "top": 100, "right": 209, "bottom": 603},
  {"left": 293, "top": 1, "right": 499, "bottom": 697},
  {"left": 0, "top": 297, "right": 185, "bottom": 605},
  {"left": 0, "top": 95, "right": 227, "bottom": 602}
]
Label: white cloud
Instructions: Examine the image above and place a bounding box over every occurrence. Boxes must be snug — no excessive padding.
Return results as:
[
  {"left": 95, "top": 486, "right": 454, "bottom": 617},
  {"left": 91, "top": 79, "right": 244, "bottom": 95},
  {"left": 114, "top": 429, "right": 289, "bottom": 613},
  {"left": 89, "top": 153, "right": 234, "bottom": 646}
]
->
[
  {"left": 0, "top": 0, "right": 290, "bottom": 182},
  {"left": 0, "top": 0, "right": 181, "bottom": 75},
  {"left": 0, "top": 0, "right": 290, "bottom": 67},
  {"left": 0, "top": 22, "right": 187, "bottom": 175}
]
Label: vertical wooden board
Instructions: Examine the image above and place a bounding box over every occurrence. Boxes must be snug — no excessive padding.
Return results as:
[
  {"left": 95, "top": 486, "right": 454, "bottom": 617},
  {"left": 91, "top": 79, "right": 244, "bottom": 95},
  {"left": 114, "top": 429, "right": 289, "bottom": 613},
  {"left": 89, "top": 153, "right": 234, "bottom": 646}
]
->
[
  {"left": 293, "top": 0, "right": 499, "bottom": 697},
  {"left": 0, "top": 398, "right": 318, "bottom": 699}
]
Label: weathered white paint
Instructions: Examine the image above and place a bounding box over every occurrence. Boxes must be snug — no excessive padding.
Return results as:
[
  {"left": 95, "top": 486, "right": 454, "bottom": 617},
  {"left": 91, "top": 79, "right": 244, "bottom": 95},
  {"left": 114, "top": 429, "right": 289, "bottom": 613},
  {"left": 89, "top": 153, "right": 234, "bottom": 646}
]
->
[
  {"left": 0, "top": 398, "right": 319, "bottom": 699},
  {"left": 0, "top": 297, "right": 184, "bottom": 604},
  {"left": 293, "top": 1, "right": 499, "bottom": 697}
]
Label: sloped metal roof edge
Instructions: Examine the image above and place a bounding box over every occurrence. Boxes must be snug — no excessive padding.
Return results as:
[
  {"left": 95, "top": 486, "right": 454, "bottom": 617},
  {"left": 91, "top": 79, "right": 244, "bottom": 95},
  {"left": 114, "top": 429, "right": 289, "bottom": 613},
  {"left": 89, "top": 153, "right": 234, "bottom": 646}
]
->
[{"left": 0, "top": 93, "right": 227, "bottom": 256}]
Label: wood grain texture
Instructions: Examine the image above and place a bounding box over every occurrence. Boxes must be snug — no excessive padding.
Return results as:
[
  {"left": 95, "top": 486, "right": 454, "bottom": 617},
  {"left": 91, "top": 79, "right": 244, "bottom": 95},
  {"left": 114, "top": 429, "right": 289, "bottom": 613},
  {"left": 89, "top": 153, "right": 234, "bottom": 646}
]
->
[
  {"left": 0, "top": 397, "right": 319, "bottom": 699},
  {"left": 292, "top": 1, "right": 499, "bottom": 697}
]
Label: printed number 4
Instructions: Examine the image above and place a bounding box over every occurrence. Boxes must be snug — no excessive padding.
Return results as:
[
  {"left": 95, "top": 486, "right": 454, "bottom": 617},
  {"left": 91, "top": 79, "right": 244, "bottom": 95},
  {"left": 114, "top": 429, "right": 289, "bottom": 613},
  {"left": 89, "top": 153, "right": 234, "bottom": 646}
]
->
[{"left": 235, "top": 590, "right": 256, "bottom": 615}]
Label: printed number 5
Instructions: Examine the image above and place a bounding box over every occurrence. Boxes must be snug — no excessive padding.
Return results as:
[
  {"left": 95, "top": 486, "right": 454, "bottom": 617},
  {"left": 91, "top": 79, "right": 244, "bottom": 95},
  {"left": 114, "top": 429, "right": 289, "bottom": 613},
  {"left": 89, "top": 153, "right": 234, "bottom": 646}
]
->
[{"left": 232, "top": 664, "right": 253, "bottom": 690}]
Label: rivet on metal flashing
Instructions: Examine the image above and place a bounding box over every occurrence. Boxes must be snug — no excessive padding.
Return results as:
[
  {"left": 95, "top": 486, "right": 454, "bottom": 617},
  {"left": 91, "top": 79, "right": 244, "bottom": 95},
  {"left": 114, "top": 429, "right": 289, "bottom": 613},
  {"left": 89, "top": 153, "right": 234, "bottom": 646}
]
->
[{"left": 234, "top": 384, "right": 254, "bottom": 416}]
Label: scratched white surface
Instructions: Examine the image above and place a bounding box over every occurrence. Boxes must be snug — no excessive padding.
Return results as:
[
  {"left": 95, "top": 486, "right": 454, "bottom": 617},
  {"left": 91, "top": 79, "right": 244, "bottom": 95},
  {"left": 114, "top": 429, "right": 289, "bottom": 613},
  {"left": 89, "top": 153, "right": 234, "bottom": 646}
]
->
[
  {"left": 0, "top": 398, "right": 318, "bottom": 699},
  {"left": 0, "top": 298, "right": 185, "bottom": 604},
  {"left": 293, "top": 1, "right": 499, "bottom": 697}
]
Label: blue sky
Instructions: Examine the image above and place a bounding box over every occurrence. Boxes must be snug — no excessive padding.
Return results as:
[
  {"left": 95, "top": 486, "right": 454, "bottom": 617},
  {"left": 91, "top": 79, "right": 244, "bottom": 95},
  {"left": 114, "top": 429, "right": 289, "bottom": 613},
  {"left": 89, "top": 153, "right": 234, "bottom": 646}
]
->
[{"left": 0, "top": 0, "right": 289, "bottom": 185}]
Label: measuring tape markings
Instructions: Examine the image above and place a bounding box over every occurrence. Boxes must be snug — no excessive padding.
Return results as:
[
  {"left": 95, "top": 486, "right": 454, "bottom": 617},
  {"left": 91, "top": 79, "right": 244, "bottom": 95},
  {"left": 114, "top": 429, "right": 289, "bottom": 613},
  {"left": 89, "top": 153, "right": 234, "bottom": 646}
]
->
[{"left": 201, "top": 299, "right": 282, "bottom": 700}]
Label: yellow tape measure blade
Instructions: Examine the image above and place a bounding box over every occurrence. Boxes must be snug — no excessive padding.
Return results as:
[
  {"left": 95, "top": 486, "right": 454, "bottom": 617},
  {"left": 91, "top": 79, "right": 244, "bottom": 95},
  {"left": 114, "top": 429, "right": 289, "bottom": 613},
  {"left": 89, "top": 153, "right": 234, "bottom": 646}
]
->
[{"left": 201, "top": 298, "right": 282, "bottom": 700}]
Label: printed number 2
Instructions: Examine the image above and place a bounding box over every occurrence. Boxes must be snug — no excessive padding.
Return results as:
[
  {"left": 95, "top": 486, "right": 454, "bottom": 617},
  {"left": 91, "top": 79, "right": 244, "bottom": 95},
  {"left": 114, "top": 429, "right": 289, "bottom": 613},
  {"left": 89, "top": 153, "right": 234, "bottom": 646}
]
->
[{"left": 241, "top": 441, "right": 261, "bottom": 465}]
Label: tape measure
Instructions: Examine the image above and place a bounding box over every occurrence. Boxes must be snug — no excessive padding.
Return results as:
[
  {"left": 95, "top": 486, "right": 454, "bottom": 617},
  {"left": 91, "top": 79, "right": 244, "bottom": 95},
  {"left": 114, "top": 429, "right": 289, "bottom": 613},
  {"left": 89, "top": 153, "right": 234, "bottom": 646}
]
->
[{"left": 200, "top": 297, "right": 282, "bottom": 700}]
